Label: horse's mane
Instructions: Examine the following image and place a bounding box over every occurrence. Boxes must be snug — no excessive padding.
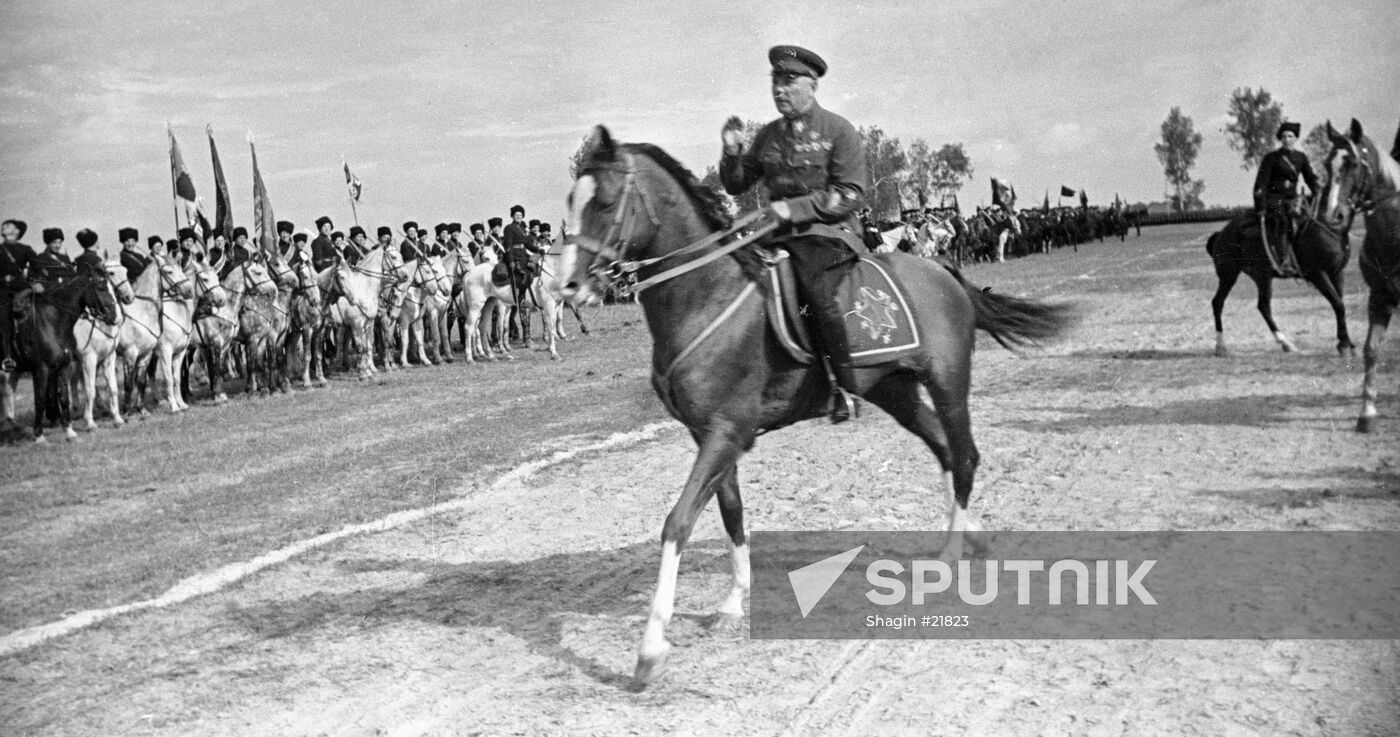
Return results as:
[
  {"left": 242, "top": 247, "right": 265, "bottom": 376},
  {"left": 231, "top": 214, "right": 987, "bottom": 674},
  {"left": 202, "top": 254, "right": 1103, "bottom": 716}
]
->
[
  {"left": 621, "top": 143, "right": 768, "bottom": 284},
  {"left": 1370, "top": 136, "right": 1400, "bottom": 191},
  {"left": 622, "top": 144, "right": 733, "bottom": 232}
]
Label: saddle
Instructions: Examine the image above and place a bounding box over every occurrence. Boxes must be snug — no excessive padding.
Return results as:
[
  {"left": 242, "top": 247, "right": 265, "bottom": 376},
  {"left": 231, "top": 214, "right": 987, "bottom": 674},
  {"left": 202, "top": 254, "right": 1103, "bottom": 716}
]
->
[
  {"left": 490, "top": 261, "right": 512, "bottom": 288},
  {"left": 765, "top": 251, "right": 922, "bottom": 367}
]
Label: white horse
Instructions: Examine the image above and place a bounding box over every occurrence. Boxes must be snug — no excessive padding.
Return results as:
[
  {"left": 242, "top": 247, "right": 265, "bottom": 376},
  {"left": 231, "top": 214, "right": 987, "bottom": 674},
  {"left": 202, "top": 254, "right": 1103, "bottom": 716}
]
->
[
  {"left": 155, "top": 256, "right": 222, "bottom": 412},
  {"left": 460, "top": 249, "right": 559, "bottom": 362},
  {"left": 71, "top": 259, "right": 136, "bottom": 430},
  {"left": 323, "top": 248, "right": 387, "bottom": 380},
  {"left": 396, "top": 257, "right": 442, "bottom": 367},
  {"left": 114, "top": 253, "right": 193, "bottom": 416}
]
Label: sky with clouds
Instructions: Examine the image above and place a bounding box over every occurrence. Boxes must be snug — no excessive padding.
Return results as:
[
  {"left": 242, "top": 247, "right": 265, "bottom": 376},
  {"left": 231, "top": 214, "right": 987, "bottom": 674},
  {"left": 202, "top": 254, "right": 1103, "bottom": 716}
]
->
[{"left": 1, "top": 0, "right": 1396, "bottom": 247}]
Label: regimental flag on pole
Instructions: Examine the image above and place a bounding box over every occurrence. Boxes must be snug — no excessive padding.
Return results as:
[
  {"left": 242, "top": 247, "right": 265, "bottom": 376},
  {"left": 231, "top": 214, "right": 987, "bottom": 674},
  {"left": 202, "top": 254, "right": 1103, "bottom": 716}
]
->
[
  {"left": 1114, "top": 192, "right": 1122, "bottom": 209},
  {"left": 249, "top": 131, "right": 278, "bottom": 258},
  {"left": 991, "top": 178, "right": 1012, "bottom": 208},
  {"left": 1043, "top": 190, "right": 1050, "bottom": 213},
  {"left": 168, "top": 124, "right": 198, "bottom": 231},
  {"left": 1060, "top": 185, "right": 1076, "bottom": 198},
  {"left": 1080, "top": 189, "right": 1089, "bottom": 209},
  {"left": 207, "top": 125, "right": 234, "bottom": 245},
  {"left": 344, "top": 160, "right": 362, "bottom": 202}
]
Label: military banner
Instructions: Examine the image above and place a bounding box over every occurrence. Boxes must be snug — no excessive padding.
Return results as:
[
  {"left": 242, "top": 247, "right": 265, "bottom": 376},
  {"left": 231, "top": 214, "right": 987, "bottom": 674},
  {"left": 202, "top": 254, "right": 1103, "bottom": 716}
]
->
[
  {"left": 248, "top": 133, "right": 278, "bottom": 258},
  {"left": 207, "top": 125, "right": 234, "bottom": 245},
  {"left": 167, "top": 124, "right": 199, "bottom": 232}
]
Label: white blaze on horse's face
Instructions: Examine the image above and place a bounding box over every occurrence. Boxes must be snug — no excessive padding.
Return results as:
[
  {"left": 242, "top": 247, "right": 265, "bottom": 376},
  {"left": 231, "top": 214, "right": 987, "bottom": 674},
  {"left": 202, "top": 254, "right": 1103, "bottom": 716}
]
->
[
  {"left": 1325, "top": 146, "right": 1353, "bottom": 223},
  {"left": 563, "top": 174, "right": 600, "bottom": 304}
]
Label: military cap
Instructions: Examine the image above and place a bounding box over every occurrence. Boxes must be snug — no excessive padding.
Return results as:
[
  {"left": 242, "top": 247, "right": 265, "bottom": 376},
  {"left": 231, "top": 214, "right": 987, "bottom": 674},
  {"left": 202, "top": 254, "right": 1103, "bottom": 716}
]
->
[
  {"left": 3, "top": 219, "right": 27, "bottom": 237},
  {"left": 1276, "top": 121, "right": 1301, "bottom": 139},
  {"left": 528, "top": 219, "right": 540, "bottom": 229},
  {"left": 178, "top": 227, "right": 197, "bottom": 242},
  {"left": 769, "top": 45, "right": 826, "bottom": 78},
  {"left": 118, "top": 227, "right": 138, "bottom": 242},
  {"left": 293, "top": 233, "right": 309, "bottom": 244},
  {"left": 470, "top": 222, "right": 485, "bottom": 234},
  {"left": 402, "top": 220, "right": 419, "bottom": 233},
  {"left": 165, "top": 239, "right": 179, "bottom": 250},
  {"left": 488, "top": 217, "right": 503, "bottom": 229},
  {"left": 434, "top": 222, "right": 449, "bottom": 236},
  {"left": 276, "top": 220, "right": 295, "bottom": 235},
  {"left": 76, "top": 228, "right": 99, "bottom": 248},
  {"left": 147, "top": 235, "right": 163, "bottom": 248},
  {"left": 315, "top": 215, "right": 334, "bottom": 230},
  {"left": 377, "top": 225, "right": 392, "bottom": 238},
  {"left": 349, "top": 225, "right": 366, "bottom": 239},
  {"left": 232, "top": 226, "right": 248, "bottom": 239},
  {"left": 43, "top": 227, "right": 64, "bottom": 242},
  {"left": 448, "top": 222, "right": 462, "bottom": 234},
  {"left": 331, "top": 230, "right": 345, "bottom": 241},
  {"left": 540, "top": 222, "right": 551, "bottom": 233},
  {"left": 510, "top": 204, "right": 525, "bottom": 217}
]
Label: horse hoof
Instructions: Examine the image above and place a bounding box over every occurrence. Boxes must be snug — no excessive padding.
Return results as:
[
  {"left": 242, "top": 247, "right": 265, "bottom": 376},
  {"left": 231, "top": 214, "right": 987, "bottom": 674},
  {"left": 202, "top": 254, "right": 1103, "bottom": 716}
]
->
[
  {"left": 1339, "top": 344, "right": 1356, "bottom": 358},
  {"left": 64, "top": 428, "right": 77, "bottom": 440},
  {"left": 633, "top": 643, "right": 671, "bottom": 687},
  {"left": 34, "top": 435, "right": 47, "bottom": 445},
  {"left": 710, "top": 612, "right": 744, "bottom": 633},
  {"left": 84, "top": 421, "right": 97, "bottom": 432},
  {"left": 1214, "top": 345, "right": 1230, "bottom": 358},
  {"left": 214, "top": 393, "right": 228, "bottom": 404},
  {"left": 315, "top": 379, "right": 328, "bottom": 388},
  {"left": 112, "top": 417, "right": 125, "bottom": 426},
  {"left": 1356, "top": 416, "right": 1376, "bottom": 434}
]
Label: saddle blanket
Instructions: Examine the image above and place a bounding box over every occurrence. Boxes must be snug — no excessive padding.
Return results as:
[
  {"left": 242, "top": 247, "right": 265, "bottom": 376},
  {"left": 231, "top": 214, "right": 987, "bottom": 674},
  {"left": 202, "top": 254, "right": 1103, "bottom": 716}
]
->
[{"left": 767, "top": 253, "right": 922, "bottom": 367}]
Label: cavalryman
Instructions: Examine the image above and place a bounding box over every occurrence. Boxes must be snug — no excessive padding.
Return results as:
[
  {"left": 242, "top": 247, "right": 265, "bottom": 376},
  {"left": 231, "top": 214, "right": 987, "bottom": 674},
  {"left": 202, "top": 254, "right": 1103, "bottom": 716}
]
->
[
  {"left": 1253, "top": 120, "right": 1319, "bottom": 278},
  {"left": 276, "top": 220, "right": 295, "bottom": 259},
  {"left": 290, "top": 232, "right": 310, "bottom": 268},
  {"left": 0, "top": 219, "right": 35, "bottom": 372},
  {"left": 219, "top": 227, "right": 252, "bottom": 279},
  {"left": 486, "top": 217, "right": 505, "bottom": 261},
  {"left": 311, "top": 216, "right": 336, "bottom": 271},
  {"left": 468, "top": 223, "right": 487, "bottom": 262},
  {"left": 346, "top": 226, "right": 367, "bottom": 267},
  {"left": 432, "top": 223, "right": 451, "bottom": 257},
  {"left": 119, "top": 228, "right": 149, "bottom": 283},
  {"left": 376, "top": 226, "right": 394, "bottom": 253},
  {"left": 175, "top": 228, "right": 200, "bottom": 265},
  {"left": 74, "top": 229, "right": 104, "bottom": 279},
  {"left": 448, "top": 223, "right": 464, "bottom": 255},
  {"left": 29, "top": 228, "right": 76, "bottom": 288},
  {"left": 720, "top": 45, "right": 868, "bottom": 421},
  {"left": 400, "top": 221, "right": 424, "bottom": 262}
]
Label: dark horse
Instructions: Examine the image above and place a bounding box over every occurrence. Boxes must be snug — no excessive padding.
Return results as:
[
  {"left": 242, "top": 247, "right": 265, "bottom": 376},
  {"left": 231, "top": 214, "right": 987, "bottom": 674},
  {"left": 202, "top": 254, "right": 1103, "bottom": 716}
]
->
[
  {"left": 1321, "top": 118, "right": 1400, "bottom": 433},
  {"left": 6, "top": 272, "right": 118, "bottom": 442},
  {"left": 560, "top": 126, "right": 1074, "bottom": 685},
  {"left": 1206, "top": 191, "right": 1354, "bottom": 357}
]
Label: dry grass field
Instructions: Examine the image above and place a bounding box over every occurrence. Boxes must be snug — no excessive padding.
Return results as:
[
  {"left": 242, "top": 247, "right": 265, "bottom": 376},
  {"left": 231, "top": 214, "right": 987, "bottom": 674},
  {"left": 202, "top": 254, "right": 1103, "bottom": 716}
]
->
[{"left": 2, "top": 222, "right": 1397, "bottom": 736}]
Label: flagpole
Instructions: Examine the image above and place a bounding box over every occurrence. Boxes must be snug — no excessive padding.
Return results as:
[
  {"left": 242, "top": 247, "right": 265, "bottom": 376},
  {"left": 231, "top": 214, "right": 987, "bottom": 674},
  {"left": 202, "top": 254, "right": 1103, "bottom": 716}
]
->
[{"left": 167, "top": 122, "right": 180, "bottom": 236}]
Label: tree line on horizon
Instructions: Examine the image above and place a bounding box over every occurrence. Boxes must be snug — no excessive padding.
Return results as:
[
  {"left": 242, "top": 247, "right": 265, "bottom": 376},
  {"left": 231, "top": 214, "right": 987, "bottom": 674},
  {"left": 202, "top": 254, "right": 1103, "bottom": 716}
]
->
[
  {"left": 569, "top": 123, "right": 975, "bottom": 219},
  {"left": 1155, "top": 87, "right": 1333, "bottom": 213}
]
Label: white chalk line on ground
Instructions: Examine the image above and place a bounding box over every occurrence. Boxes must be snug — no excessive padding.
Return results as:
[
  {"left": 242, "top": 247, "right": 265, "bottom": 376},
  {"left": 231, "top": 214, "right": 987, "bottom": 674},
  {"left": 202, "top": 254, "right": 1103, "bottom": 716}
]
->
[{"left": 0, "top": 420, "right": 679, "bottom": 659}]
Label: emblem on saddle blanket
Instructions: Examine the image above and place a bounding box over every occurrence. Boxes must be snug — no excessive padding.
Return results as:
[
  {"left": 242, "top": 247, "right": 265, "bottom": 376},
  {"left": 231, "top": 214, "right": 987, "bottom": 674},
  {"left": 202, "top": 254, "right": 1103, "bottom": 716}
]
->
[{"left": 767, "top": 256, "right": 921, "bottom": 367}]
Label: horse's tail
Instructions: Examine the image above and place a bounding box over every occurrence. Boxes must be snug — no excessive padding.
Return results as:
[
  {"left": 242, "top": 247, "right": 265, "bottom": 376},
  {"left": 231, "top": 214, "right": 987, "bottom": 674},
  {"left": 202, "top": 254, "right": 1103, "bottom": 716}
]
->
[{"left": 942, "top": 264, "right": 1077, "bottom": 349}]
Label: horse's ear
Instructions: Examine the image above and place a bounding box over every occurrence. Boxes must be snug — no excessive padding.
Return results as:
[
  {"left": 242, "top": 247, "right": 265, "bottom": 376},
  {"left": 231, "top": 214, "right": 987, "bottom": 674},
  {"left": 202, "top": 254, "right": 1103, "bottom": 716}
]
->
[
  {"left": 1349, "top": 118, "right": 1365, "bottom": 142},
  {"left": 1325, "top": 119, "right": 1342, "bottom": 143},
  {"left": 588, "top": 125, "right": 617, "bottom": 164}
]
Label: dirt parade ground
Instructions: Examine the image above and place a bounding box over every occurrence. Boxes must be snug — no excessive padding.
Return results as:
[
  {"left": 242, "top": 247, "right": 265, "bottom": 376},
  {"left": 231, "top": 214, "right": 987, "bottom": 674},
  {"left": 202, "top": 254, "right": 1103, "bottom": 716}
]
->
[{"left": 1, "top": 222, "right": 1397, "bottom": 736}]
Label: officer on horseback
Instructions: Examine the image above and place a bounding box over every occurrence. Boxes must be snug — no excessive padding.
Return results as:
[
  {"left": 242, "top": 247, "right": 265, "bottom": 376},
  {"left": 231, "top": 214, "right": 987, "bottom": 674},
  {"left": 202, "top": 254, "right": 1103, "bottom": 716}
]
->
[
  {"left": 0, "top": 219, "right": 36, "bottom": 372},
  {"left": 720, "top": 45, "right": 867, "bottom": 422},
  {"left": 1253, "top": 120, "right": 1319, "bottom": 278}
]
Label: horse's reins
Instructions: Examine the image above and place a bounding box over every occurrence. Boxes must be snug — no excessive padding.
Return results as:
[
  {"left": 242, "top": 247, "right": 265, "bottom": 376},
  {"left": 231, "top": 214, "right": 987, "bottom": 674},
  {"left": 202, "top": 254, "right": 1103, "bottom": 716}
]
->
[{"left": 570, "top": 154, "right": 777, "bottom": 295}]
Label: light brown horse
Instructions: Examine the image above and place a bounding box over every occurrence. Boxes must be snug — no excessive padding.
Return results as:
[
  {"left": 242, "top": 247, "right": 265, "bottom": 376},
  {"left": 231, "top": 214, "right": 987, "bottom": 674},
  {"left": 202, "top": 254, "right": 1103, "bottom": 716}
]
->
[
  {"left": 561, "top": 127, "right": 1073, "bottom": 685},
  {"left": 1321, "top": 118, "right": 1400, "bottom": 432}
]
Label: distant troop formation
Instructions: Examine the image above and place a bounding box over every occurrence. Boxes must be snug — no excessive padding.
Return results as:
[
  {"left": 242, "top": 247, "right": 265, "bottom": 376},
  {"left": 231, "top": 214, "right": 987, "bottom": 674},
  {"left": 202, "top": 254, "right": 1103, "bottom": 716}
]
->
[{"left": 0, "top": 204, "right": 585, "bottom": 441}]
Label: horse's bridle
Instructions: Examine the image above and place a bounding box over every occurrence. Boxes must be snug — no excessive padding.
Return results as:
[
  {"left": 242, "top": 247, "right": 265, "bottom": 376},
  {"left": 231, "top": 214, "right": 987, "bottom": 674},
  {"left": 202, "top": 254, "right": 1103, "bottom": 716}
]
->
[
  {"left": 1333, "top": 140, "right": 1400, "bottom": 216},
  {"left": 568, "top": 154, "right": 662, "bottom": 292}
]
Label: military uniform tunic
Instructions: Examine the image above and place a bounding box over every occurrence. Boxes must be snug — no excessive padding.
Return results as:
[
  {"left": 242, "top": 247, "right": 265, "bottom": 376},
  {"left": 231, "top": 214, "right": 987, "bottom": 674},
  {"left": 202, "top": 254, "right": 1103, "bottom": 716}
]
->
[
  {"left": 1253, "top": 148, "right": 1319, "bottom": 209},
  {"left": 720, "top": 101, "right": 867, "bottom": 239},
  {"left": 29, "top": 250, "right": 75, "bottom": 285},
  {"left": 74, "top": 250, "right": 105, "bottom": 279},
  {"left": 311, "top": 234, "right": 337, "bottom": 272},
  {"left": 1, "top": 241, "right": 35, "bottom": 293},
  {"left": 120, "top": 247, "right": 151, "bottom": 283}
]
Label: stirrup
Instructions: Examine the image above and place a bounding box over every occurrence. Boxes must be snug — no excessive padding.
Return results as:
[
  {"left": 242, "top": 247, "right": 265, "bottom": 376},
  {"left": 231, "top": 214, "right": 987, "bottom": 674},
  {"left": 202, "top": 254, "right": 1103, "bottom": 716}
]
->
[
  {"left": 830, "top": 388, "right": 858, "bottom": 424},
  {"left": 0, "top": 357, "right": 15, "bottom": 373}
]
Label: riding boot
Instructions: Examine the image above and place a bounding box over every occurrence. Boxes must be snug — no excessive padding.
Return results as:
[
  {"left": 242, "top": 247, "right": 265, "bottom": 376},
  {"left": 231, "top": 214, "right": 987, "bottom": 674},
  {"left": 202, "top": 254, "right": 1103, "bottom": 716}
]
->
[{"left": 812, "top": 296, "right": 859, "bottom": 424}]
